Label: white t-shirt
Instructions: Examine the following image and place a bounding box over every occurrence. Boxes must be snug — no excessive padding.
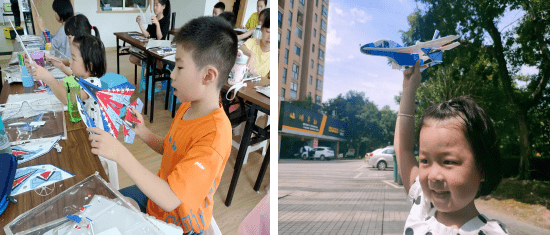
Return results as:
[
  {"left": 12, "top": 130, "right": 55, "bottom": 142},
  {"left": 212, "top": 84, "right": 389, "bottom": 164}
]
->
[{"left": 404, "top": 176, "right": 508, "bottom": 235}]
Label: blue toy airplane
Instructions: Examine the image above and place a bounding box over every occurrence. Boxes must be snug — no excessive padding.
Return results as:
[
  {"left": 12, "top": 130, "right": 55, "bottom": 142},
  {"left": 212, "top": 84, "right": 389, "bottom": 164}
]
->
[{"left": 360, "top": 30, "right": 460, "bottom": 71}]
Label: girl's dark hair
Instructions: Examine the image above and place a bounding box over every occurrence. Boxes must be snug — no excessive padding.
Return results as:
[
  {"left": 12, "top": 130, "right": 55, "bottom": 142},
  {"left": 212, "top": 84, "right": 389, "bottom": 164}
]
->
[
  {"left": 52, "top": 0, "right": 74, "bottom": 22},
  {"left": 418, "top": 95, "right": 502, "bottom": 197},
  {"left": 218, "top": 12, "right": 236, "bottom": 28},
  {"left": 158, "top": 0, "right": 171, "bottom": 23},
  {"left": 258, "top": 0, "right": 267, "bottom": 5},
  {"left": 260, "top": 8, "right": 269, "bottom": 28},
  {"left": 65, "top": 14, "right": 100, "bottom": 39},
  {"left": 72, "top": 35, "right": 106, "bottom": 78}
]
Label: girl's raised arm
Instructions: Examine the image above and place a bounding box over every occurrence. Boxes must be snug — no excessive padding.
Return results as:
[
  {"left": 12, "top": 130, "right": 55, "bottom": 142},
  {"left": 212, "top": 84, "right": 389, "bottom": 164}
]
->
[{"left": 395, "top": 60, "right": 422, "bottom": 194}]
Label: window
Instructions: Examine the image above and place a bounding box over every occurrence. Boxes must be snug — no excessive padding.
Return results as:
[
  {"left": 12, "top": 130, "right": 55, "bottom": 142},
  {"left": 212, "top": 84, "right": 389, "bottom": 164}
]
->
[
  {"left": 278, "top": 32, "right": 281, "bottom": 48},
  {"left": 281, "top": 88, "right": 285, "bottom": 101},
  {"left": 294, "top": 45, "right": 301, "bottom": 56},
  {"left": 308, "top": 92, "right": 311, "bottom": 98},
  {"left": 317, "top": 64, "right": 324, "bottom": 75},
  {"left": 314, "top": 28, "right": 316, "bottom": 37},
  {"left": 319, "top": 49, "right": 324, "bottom": 61},
  {"left": 299, "top": 0, "right": 305, "bottom": 7},
  {"left": 316, "top": 0, "right": 318, "bottom": 7},
  {"left": 278, "top": 11, "right": 283, "bottom": 28},
  {"left": 290, "top": 0, "right": 294, "bottom": 8},
  {"left": 322, "top": 5, "right": 328, "bottom": 17},
  {"left": 320, "top": 34, "right": 326, "bottom": 46},
  {"left": 284, "top": 49, "right": 289, "bottom": 64},
  {"left": 312, "top": 44, "right": 315, "bottom": 52},
  {"left": 288, "top": 11, "right": 293, "bottom": 26},
  {"left": 297, "top": 10, "right": 304, "bottom": 26},
  {"left": 282, "top": 68, "right": 287, "bottom": 84},
  {"left": 290, "top": 82, "right": 298, "bottom": 98},
  {"left": 311, "top": 59, "right": 314, "bottom": 68},
  {"left": 315, "top": 14, "right": 317, "bottom": 22},
  {"left": 316, "top": 79, "right": 323, "bottom": 90},
  {"left": 309, "top": 76, "right": 312, "bottom": 85},
  {"left": 292, "top": 63, "right": 299, "bottom": 79},
  {"left": 323, "top": 0, "right": 328, "bottom": 3},
  {"left": 321, "top": 19, "right": 327, "bottom": 31},
  {"left": 99, "top": 0, "right": 150, "bottom": 11},
  {"left": 296, "top": 27, "right": 302, "bottom": 39},
  {"left": 316, "top": 95, "right": 321, "bottom": 104},
  {"left": 286, "top": 30, "right": 291, "bottom": 45}
]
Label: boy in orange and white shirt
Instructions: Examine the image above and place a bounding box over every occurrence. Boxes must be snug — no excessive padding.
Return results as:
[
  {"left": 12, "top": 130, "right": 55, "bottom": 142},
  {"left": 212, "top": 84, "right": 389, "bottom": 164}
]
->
[{"left": 87, "top": 16, "right": 237, "bottom": 234}]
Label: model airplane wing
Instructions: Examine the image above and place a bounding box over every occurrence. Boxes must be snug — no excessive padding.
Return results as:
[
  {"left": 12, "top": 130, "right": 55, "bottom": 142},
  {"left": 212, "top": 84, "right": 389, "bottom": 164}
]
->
[
  {"left": 12, "top": 136, "right": 61, "bottom": 164},
  {"left": 11, "top": 164, "right": 74, "bottom": 196},
  {"left": 123, "top": 98, "right": 144, "bottom": 144}
]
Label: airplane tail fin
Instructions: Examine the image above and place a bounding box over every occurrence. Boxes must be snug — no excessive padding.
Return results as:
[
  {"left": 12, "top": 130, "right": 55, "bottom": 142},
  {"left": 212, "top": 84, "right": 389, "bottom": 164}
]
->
[{"left": 432, "top": 30, "right": 440, "bottom": 40}]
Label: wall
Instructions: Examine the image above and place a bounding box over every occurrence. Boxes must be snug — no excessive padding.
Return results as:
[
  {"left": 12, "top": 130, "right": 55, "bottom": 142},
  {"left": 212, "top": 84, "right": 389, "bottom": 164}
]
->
[{"left": 75, "top": 0, "right": 213, "bottom": 48}]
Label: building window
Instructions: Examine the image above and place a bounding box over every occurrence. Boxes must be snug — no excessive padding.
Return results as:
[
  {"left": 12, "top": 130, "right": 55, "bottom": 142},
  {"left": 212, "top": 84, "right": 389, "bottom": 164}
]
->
[
  {"left": 284, "top": 49, "right": 289, "bottom": 64},
  {"left": 278, "top": 32, "right": 281, "bottom": 48},
  {"left": 290, "top": 82, "right": 298, "bottom": 98},
  {"left": 296, "top": 27, "right": 302, "bottom": 39},
  {"left": 315, "top": 14, "right": 317, "bottom": 22},
  {"left": 281, "top": 88, "right": 285, "bottom": 101},
  {"left": 282, "top": 68, "right": 287, "bottom": 84},
  {"left": 316, "top": 95, "right": 321, "bottom": 104},
  {"left": 322, "top": 5, "right": 328, "bottom": 17},
  {"left": 321, "top": 19, "right": 327, "bottom": 31},
  {"left": 312, "top": 44, "right": 315, "bottom": 52},
  {"left": 316, "top": 79, "right": 323, "bottom": 90},
  {"left": 320, "top": 34, "right": 326, "bottom": 46},
  {"left": 286, "top": 30, "right": 291, "bottom": 45},
  {"left": 311, "top": 59, "right": 314, "bottom": 68},
  {"left": 317, "top": 63, "right": 324, "bottom": 75},
  {"left": 99, "top": 0, "right": 150, "bottom": 11},
  {"left": 316, "top": 0, "right": 318, "bottom": 7},
  {"left": 308, "top": 92, "right": 311, "bottom": 98},
  {"left": 314, "top": 28, "right": 316, "bottom": 37},
  {"left": 288, "top": 11, "right": 293, "bottom": 26},
  {"left": 278, "top": 11, "right": 283, "bottom": 28},
  {"left": 292, "top": 63, "right": 299, "bottom": 79},
  {"left": 297, "top": 10, "right": 304, "bottom": 26},
  {"left": 294, "top": 45, "right": 301, "bottom": 56},
  {"left": 309, "top": 76, "right": 312, "bottom": 84},
  {"left": 323, "top": 0, "right": 328, "bottom": 3},
  {"left": 319, "top": 49, "right": 324, "bottom": 61},
  {"left": 290, "top": 0, "right": 294, "bottom": 8},
  {"left": 299, "top": 0, "right": 305, "bottom": 7}
]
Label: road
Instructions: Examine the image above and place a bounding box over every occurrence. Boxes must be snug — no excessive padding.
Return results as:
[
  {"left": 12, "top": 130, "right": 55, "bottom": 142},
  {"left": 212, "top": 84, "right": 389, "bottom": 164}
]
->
[{"left": 278, "top": 159, "right": 550, "bottom": 235}]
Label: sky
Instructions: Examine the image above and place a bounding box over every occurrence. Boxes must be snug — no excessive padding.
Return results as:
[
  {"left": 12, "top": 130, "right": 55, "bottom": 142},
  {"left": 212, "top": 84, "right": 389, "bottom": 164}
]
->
[{"left": 323, "top": 0, "right": 538, "bottom": 111}]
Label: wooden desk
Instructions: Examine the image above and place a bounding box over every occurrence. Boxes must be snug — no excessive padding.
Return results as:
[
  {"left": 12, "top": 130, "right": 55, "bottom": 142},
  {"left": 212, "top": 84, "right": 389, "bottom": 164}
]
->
[
  {"left": 0, "top": 82, "right": 108, "bottom": 230},
  {"left": 114, "top": 32, "right": 147, "bottom": 74}
]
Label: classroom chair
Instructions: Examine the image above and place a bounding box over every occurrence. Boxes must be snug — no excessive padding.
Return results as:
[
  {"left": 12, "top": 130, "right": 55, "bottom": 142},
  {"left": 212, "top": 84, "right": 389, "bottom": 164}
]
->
[
  {"left": 232, "top": 112, "right": 269, "bottom": 165},
  {"left": 210, "top": 216, "right": 222, "bottom": 235}
]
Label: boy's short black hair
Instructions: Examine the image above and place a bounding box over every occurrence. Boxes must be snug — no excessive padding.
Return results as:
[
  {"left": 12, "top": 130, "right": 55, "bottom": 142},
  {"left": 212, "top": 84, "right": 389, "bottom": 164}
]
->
[
  {"left": 173, "top": 16, "right": 238, "bottom": 89},
  {"left": 52, "top": 0, "right": 74, "bottom": 22},
  {"left": 218, "top": 12, "right": 236, "bottom": 28},
  {"left": 65, "top": 14, "right": 101, "bottom": 39},
  {"left": 418, "top": 95, "right": 502, "bottom": 198},
  {"left": 258, "top": 0, "right": 267, "bottom": 6},
  {"left": 260, "top": 8, "right": 269, "bottom": 28},
  {"left": 214, "top": 2, "right": 225, "bottom": 11},
  {"left": 72, "top": 35, "right": 106, "bottom": 78}
]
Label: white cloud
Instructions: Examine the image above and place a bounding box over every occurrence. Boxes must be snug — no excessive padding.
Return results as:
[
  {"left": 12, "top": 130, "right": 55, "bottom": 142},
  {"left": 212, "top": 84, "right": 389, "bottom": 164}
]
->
[
  {"left": 334, "top": 6, "right": 343, "bottom": 15},
  {"left": 362, "top": 82, "right": 376, "bottom": 88},
  {"left": 336, "top": 58, "right": 341, "bottom": 62},
  {"left": 367, "top": 73, "right": 379, "bottom": 77},
  {"left": 348, "top": 55, "right": 355, "bottom": 59},
  {"left": 350, "top": 8, "right": 372, "bottom": 24},
  {"left": 326, "top": 29, "right": 342, "bottom": 50}
]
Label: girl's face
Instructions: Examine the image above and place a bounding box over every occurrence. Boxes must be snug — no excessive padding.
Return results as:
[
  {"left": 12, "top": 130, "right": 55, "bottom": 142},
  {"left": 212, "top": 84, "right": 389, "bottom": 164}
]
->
[
  {"left": 418, "top": 118, "right": 484, "bottom": 214},
  {"left": 70, "top": 43, "right": 91, "bottom": 78},
  {"left": 256, "top": 1, "right": 266, "bottom": 14},
  {"left": 261, "top": 27, "right": 270, "bottom": 47},
  {"left": 154, "top": 0, "right": 166, "bottom": 16}
]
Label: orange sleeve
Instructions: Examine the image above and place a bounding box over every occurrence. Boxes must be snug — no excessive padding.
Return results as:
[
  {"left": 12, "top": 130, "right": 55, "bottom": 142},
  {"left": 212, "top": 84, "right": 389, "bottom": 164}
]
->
[{"left": 166, "top": 146, "right": 224, "bottom": 208}]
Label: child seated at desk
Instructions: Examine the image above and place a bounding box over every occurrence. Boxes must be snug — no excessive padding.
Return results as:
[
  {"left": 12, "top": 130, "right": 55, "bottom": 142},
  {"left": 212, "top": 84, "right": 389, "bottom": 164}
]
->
[
  {"left": 237, "top": 7, "right": 269, "bottom": 41},
  {"left": 36, "top": 0, "right": 74, "bottom": 60},
  {"left": 244, "top": 0, "right": 266, "bottom": 30},
  {"left": 239, "top": 9, "right": 270, "bottom": 77},
  {"left": 86, "top": 16, "right": 236, "bottom": 234},
  {"left": 212, "top": 2, "right": 225, "bottom": 16}
]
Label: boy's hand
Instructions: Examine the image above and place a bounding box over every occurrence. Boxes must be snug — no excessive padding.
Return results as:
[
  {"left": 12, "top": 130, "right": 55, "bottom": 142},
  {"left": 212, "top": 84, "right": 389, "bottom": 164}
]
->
[
  {"left": 87, "top": 127, "right": 130, "bottom": 163},
  {"left": 136, "top": 15, "right": 142, "bottom": 24},
  {"left": 403, "top": 60, "right": 422, "bottom": 92},
  {"left": 128, "top": 107, "right": 147, "bottom": 138}
]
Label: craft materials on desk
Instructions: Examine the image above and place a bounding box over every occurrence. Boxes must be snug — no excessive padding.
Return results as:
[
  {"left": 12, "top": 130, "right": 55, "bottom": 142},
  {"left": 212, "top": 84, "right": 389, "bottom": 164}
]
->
[
  {"left": 4, "top": 173, "right": 183, "bottom": 235},
  {"left": 256, "top": 85, "right": 270, "bottom": 98},
  {"left": 9, "top": 136, "right": 61, "bottom": 164},
  {"left": 145, "top": 39, "right": 171, "bottom": 50},
  {"left": 163, "top": 54, "right": 176, "bottom": 63},
  {"left": 10, "top": 164, "right": 74, "bottom": 196}
]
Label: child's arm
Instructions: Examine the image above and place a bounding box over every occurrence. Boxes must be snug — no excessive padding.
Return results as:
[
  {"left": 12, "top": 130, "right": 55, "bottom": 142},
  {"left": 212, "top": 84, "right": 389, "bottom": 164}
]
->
[
  {"left": 239, "top": 42, "right": 258, "bottom": 74},
  {"left": 237, "top": 29, "right": 254, "bottom": 41},
  {"left": 151, "top": 15, "right": 163, "bottom": 40},
  {"left": 27, "top": 61, "right": 68, "bottom": 104},
  {"left": 129, "top": 107, "right": 164, "bottom": 154},
  {"left": 87, "top": 127, "right": 181, "bottom": 212},
  {"left": 395, "top": 60, "right": 422, "bottom": 194}
]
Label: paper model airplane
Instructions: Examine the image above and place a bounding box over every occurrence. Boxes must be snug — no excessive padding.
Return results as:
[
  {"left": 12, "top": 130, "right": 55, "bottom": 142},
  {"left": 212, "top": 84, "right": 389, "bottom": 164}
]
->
[
  {"left": 360, "top": 30, "right": 460, "bottom": 71},
  {"left": 11, "top": 164, "right": 74, "bottom": 196}
]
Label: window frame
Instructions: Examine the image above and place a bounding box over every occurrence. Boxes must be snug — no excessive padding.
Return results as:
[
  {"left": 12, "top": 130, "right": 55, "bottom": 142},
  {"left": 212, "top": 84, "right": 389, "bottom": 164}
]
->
[
  {"left": 284, "top": 49, "right": 289, "bottom": 64},
  {"left": 97, "top": 0, "right": 151, "bottom": 13},
  {"left": 292, "top": 63, "right": 299, "bottom": 79},
  {"left": 282, "top": 68, "right": 287, "bottom": 84}
]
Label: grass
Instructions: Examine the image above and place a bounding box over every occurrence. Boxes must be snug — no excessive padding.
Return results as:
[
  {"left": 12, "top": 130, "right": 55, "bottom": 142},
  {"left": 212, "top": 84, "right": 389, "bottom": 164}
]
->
[{"left": 479, "top": 177, "right": 550, "bottom": 210}]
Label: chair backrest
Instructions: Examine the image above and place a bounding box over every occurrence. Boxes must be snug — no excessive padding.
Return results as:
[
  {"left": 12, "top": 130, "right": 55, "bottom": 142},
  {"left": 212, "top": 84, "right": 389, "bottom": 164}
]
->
[{"left": 167, "top": 12, "right": 176, "bottom": 40}]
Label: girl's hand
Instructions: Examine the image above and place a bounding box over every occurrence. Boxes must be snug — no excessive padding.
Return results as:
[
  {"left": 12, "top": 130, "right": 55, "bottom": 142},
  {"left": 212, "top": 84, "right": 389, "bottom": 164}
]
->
[
  {"left": 87, "top": 127, "right": 130, "bottom": 163},
  {"left": 246, "top": 55, "right": 257, "bottom": 75},
  {"left": 136, "top": 15, "right": 142, "bottom": 24},
  {"left": 403, "top": 60, "right": 422, "bottom": 92},
  {"left": 151, "top": 15, "right": 159, "bottom": 26},
  {"left": 29, "top": 62, "right": 55, "bottom": 82},
  {"left": 45, "top": 54, "right": 64, "bottom": 68},
  {"left": 128, "top": 107, "right": 148, "bottom": 138}
]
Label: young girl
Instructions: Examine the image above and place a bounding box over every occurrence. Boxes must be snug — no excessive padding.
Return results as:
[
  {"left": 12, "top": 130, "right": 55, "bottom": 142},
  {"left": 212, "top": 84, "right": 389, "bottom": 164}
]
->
[
  {"left": 28, "top": 34, "right": 106, "bottom": 130},
  {"left": 46, "top": 14, "right": 101, "bottom": 76},
  {"left": 129, "top": 0, "right": 171, "bottom": 66},
  {"left": 36, "top": 0, "right": 74, "bottom": 59},
  {"left": 395, "top": 61, "right": 507, "bottom": 235},
  {"left": 237, "top": 7, "right": 269, "bottom": 41},
  {"left": 239, "top": 8, "right": 270, "bottom": 77}
]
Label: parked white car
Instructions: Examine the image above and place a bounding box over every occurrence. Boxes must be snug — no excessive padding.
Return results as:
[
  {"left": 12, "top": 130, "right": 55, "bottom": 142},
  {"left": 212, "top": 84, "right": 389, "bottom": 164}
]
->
[
  {"left": 365, "top": 146, "right": 395, "bottom": 170},
  {"left": 302, "top": 147, "right": 335, "bottom": 161}
]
